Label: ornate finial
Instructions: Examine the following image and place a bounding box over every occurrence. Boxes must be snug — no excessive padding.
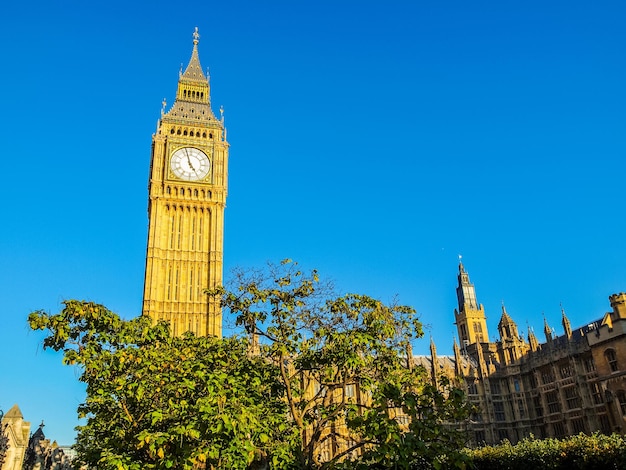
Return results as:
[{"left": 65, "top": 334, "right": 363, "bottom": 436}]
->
[
  {"left": 193, "top": 27, "right": 200, "bottom": 45},
  {"left": 458, "top": 254, "right": 466, "bottom": 274},
  {"left": 39, "top": 420, "right": 45, "bottom": 429},
  {"left": 179, "top": 63, "right": 183, "bottom": 78},
  {"left": 161, "top": 98, "right": 167, "bottom": 116}
]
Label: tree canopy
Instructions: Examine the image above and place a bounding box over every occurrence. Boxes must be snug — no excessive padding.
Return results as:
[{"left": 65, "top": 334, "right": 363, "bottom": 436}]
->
[
  {"left": 30, "top": 260, "right": 472, "bottom": 469},
  {"left": 211, "top": 260, "right": 472, "bottom": 469},
  {"left": 29, "top": 301, "right": 295, "bottom": 470}
]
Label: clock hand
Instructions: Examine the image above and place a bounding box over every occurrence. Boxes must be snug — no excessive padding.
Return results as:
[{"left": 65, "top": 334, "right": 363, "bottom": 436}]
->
[
  {"left": 182, "top": 148, "right": 193, "bottom": 169},
  {"left": 187, "top": 156, "right": 195, "bottom": 170},
  {"left": 186, "top": 156, "right": 200, "bottom": 177}
]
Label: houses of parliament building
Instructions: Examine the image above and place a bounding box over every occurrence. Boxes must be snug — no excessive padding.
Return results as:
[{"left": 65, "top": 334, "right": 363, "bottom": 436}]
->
[
  {"left": 138, "top": 29, "right": 626, "bottom": 448},
  {"left": 429, "top": 261, "right": 626, "bottom": 445}
]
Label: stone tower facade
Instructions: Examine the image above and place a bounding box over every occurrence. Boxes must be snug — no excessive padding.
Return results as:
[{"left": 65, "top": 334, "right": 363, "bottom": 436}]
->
[
  {"left": 142, "top": 28, "right": 228, "bottom": 337},
  {"left": 447, "top": 262, "right": 626, "bottom": 445},
  {"left": 454, "top": 262, "right": 489, "bottom": 346},
  {"left": 1, "top": 404, "right": 30, "bottom": 470}
]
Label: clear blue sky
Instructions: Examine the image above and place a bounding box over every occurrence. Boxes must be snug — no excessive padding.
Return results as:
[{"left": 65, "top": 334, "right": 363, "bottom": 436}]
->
[{"left": 1, "top": 0, "right": 625, "bottom": 445}]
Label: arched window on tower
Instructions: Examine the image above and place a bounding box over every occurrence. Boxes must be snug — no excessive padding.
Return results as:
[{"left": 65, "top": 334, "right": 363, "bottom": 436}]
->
[
  {"left": 189, "top": 268, "right": 194, "bottom": 301},
  {"left": 606, "top": 349, "right": 619, "bottom": 372},
  {"left": 166, "top": 264, "right": 172, "bottom": 300}
]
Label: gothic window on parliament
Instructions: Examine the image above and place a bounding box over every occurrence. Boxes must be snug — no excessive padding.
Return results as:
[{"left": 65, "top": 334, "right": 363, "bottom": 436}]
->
[
  {"left": 473, "top": 322, "right": 484, "bottom": 341},
  {"left": 528, "top": 372, "right": 538, "bottom": 389},
  {"left": 546, "top": 391, "right": 561, "bottom": 414},
  {"left": 553, "top": 421, "right": 566, "bottom": 439},
  {"left": 395, "top": 409, "right": 409, "bottom": 426},
  {"left": 559, "top": 363, "right": 573, "bottom": 379},
  {"left": 494, "top": 401, "right": 506, "bottom": 422},
  {"left": 584, "top": 356, "right": 596, "bottom": 373},
  {"left": 605, "top": 349, "right": 619, "bottom": 372},
  {"left": 591, "top": 383, "right": 604, "bottom": 405},
  {"left": 533, "top": 396, "right": 543, "bottom": 417},
  {"left": 313, "top": 381, "right": 326, "bottom": 398},
  {"left": 571, "top": 417, "right": 586, "bottom": 434},
  {"left": 564, "top": 386, "right": 581, "bottom": 410},
  {"left": 600, "top": 414, "right": 611, "bottom": 434},
  {"left": 541, "top": 367, "right": 555, "bottom": 384}
]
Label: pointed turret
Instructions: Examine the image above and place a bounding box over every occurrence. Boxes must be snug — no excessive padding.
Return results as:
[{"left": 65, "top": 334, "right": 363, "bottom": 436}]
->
[
  {"left": 498, "top": 304, "right": 519, "bottom": 340},
  {"left": 475, "top": 342, "right": 488, "bottom": 378},
  {"left": 528, "top": 327, "right": 539, "bottom": 352},
  {"left": 497, "top": 304, "right": 526, "bottom": 364},
  {"left": 29, "top": 421, "right": 46, "bottom": 444},
  {"left": 405, "top": 341, "right": 414, "bottom": 370},
  {"left": 164, "top": 27, "right": 217, "bottom": 122},
  {"left": 430, "top": 336, "right": 439, "bottom": 387},
  {"left": 4, "top": 403, "right": 23, "bottom": 419},
  {"left": 544, "top": 316, "right": 553, "bottom": 343},
  {"left": 561, "top": 305, "right": 572, "bottom": 339},
  {"left": 1, "top": 403, "right": 31, "bottom": 465},
  {"left": 453, "top": 337, "right": 463, "bottom": 376},
  {"left": 181, "top": 27, "right": 207, "bottom": 83}
]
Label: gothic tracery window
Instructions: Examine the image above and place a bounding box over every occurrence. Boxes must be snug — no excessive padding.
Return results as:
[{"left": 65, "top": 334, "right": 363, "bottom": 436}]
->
[{"left": 606, "top": 349, "right": 619, "bottom": 372}]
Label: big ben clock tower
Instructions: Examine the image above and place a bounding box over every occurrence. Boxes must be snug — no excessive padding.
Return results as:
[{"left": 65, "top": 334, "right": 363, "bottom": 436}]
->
[{"left": 142, "top": 28, "right": 228, "bottom": 337}]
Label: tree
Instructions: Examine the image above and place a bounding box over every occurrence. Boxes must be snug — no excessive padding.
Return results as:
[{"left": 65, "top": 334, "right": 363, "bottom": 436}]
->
[
  {"left": 28, "top": 301, "right": 297, "bottom": 470},
  {"left": 343, "top": 375, "right": 473, "bottom": 469},
  {"left": 30, "top": 261, "right": 471, "bottom": 470},
  {"left": 0, "top": 421, "right": 8, "bottom": 469},
  {"left": 209, "top": 260, "right": 472, "bottom": 469}
]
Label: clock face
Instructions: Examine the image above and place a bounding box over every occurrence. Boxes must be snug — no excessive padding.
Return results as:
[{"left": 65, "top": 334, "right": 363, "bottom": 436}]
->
[{"left": 170, "top": 147, "right": 211, "bottom": 181}]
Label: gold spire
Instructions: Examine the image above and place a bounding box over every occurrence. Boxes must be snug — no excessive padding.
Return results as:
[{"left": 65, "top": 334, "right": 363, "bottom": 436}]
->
[
  {"left": 181, "top": 27, "right": 207, "bottom": 83},
  {"left": 165, "top": 27, "right": 216, "bottom": 121}
]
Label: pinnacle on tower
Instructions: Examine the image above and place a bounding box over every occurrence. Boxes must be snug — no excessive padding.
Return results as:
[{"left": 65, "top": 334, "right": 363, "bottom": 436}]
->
[
  {"left": 498, "top": 304, "right": 519, "bottom": 340},
  {"left": 528, "top": 327, "right": 539, "bottom": 352},
  {"left": 543, "top": 316, "right": 553, "bottom": 342},
  {"left": 561, "top": 305, "right": 572, "bottom": 339},
  {"left": 181, "top": 27, "right": 208, "bottom": 83}
]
